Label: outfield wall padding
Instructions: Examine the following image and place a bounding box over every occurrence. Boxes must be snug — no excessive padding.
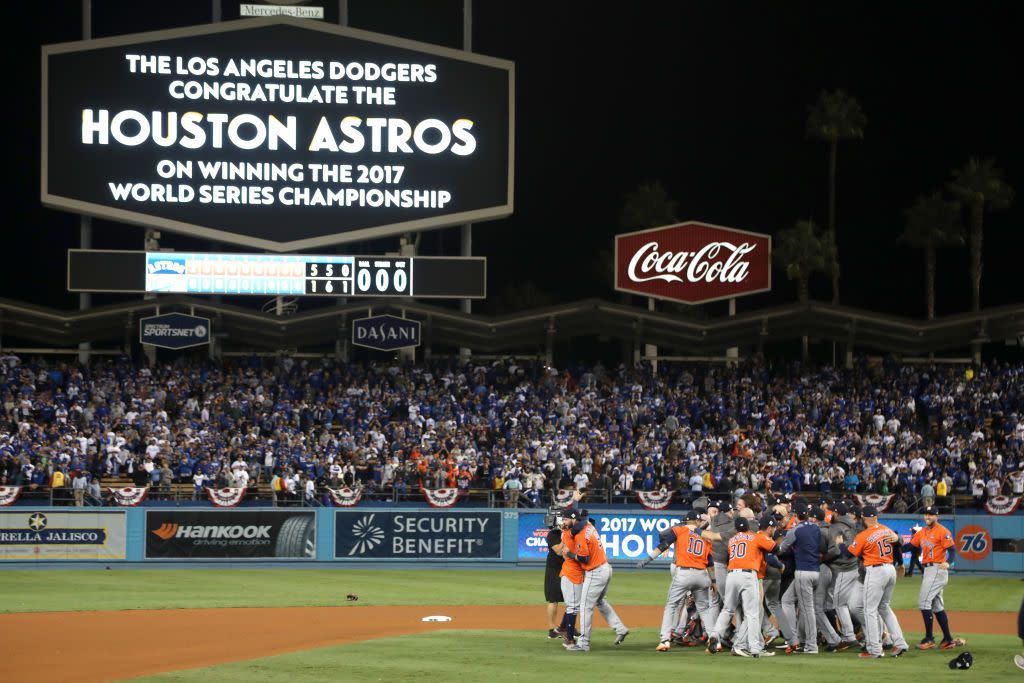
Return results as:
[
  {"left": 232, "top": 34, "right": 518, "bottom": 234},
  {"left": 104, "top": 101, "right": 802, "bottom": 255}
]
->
[{"left": 0, "top": 507, "right": 1018, "bottom": 573}]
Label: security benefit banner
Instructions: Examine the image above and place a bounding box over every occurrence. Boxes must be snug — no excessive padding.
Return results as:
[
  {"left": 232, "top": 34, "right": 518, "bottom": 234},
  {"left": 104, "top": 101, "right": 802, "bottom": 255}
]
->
[
  {"left": 145, "top": 510, "right": 316, "bottom": 559},
  {"left": 518, "top": 512, "right": 684, "bottom": 562},
  {"left": 0, "top": 511, "right": 127, "bottom": 560},
  {"left": 335, "top": 510, "right": 501, "bottom": 559}
]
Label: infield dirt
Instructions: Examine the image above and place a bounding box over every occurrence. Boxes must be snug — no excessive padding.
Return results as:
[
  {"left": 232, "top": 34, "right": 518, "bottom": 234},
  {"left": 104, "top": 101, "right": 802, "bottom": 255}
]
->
[{"left": 3, "top": 606, "right": 1013, "bottom": 682}]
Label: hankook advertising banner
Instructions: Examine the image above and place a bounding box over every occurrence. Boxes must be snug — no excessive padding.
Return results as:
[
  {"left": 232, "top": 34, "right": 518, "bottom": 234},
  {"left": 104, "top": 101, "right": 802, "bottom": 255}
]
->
[{"left": 145, "top": 510, "right": 316, "bottom": 559}]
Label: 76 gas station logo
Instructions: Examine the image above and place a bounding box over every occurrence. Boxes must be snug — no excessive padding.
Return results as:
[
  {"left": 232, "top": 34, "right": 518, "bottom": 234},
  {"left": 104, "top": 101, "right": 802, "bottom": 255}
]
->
[{"left": 954, "top": 525, "right": 992, "bottom": 561}]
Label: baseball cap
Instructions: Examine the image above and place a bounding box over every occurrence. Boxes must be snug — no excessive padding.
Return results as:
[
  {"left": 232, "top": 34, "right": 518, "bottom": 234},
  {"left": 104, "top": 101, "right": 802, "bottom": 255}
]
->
[
  {"left": 862, "top": 505, "right": 879, "bottom": 518},
  {"left": 685, "top": 510, "right": 700, "bottom": 521},
  {"left": 734, "top": 517, "right": 750, "bottom": 532},
  {"left": 834, "top": 502, "right": 849, "bottom": 515},
  {"left": 923, "top": 506, "right": 939, "bottom": 515},
  {"left": 811, "top": 507, "right": 826, "bottom": 521},
  {"left": 717, "top": 500, "right": 733, "bottom": 512}
]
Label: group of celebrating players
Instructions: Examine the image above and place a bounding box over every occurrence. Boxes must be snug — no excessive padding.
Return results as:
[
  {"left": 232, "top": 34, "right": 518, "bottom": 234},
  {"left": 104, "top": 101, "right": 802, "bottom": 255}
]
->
[{"left": 545, "top": 492, "right": 966, "bottom": 659}]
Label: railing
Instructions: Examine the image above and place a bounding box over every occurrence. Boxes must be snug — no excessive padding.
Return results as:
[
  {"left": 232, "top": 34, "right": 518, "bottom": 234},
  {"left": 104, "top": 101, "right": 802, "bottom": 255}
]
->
[{"left": 18, "top": 483, "right": 989, "bottom": 513}]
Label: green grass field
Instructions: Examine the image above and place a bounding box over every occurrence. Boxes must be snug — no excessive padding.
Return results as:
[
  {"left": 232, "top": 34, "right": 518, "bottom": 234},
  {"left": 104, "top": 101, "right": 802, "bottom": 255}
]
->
[
  {"left": 3, "top": 570, "right": 1021, "bottom": 682},
  {"left": 1, "top": 569, "right": 1019, "bottom": 613},
  {"left": 138, "top": 631, "right": 1021, "bottom": 683}
]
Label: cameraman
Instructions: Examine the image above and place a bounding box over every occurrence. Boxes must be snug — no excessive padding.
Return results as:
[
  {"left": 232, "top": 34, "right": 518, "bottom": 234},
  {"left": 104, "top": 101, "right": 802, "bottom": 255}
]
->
[{"left": 544, "top": 506, "right": 565, "bottom": 639}]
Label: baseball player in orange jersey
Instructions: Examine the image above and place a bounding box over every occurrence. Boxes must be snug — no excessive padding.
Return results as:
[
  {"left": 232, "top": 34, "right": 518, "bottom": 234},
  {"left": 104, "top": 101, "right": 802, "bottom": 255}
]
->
[
  {"left": 636, "top": 509, "right": 721, "bottom": 651},
  {"left": 820, "top": 499, "right": 835, "bottom": 524},
  {"left": 911, "top": 505, "right": 965, "bottom": 650},
  {"left": 837, "top": 505, "right": 909, "bottom": 658},
  {"left": 551, "top": 517, "right": 586, "bottom": 647},
  {"left": 706, "top": 517, "right": 777, "bottom": 658},
  {"left": 558, "top": 510, "right": 628, "bottom": 652},
  {"left": 730, "top": 507, "right": 782, "bottom": 648}
]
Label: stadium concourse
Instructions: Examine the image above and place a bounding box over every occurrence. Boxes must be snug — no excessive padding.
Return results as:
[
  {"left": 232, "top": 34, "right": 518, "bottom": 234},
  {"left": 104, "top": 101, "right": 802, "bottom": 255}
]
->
[{"left": 1, "top": 353, "right": 1021, "bottom": 509}]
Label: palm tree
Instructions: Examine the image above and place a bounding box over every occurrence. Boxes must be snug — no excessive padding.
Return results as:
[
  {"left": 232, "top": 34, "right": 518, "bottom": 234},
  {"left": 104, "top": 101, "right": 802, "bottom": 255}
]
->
[
  {"left": 619, "top": 182, "right": 678, "bottom": 230},
  {"left": 946, "top": 158, "right": 1014, "bottom": 311},
  {"left": 900, "top": 192, "right": 963, "bottom": 319},
  {"left": 774, "top": 220, "right": 835, "bottom": 359},
  {"left": 774, "top": 219, "right": 834, "bottom": 303},
  {"left": 807, "top": 89, "right": 867, "bottom": 304}
]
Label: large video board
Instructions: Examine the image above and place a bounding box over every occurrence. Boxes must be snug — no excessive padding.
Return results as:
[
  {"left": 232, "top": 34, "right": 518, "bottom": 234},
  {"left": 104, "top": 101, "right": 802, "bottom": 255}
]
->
[{"left": 43, "top": 17, "right": 514, "bottom": 251}]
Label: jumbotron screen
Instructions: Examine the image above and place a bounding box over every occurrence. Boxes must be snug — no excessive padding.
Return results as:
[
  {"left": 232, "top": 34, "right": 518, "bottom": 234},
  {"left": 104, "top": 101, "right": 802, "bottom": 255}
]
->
[{"left": 43, "top": 19, "right": 514, "bottom": 251}]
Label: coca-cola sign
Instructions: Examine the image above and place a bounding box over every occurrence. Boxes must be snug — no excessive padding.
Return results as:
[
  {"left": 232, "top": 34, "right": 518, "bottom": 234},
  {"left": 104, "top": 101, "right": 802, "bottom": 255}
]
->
[{"left": 615, "top": 221, "right": 771, "bottom": 304}]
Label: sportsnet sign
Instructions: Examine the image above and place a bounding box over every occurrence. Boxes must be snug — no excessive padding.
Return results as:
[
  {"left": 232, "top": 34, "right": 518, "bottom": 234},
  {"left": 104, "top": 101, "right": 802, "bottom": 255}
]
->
[
  {"left": 140, "top": 313, "right": 211, "bottom": 349},
  {"left": 335, "top": 510, "right": 501, "bottom": 559},
  {"left": 615, "top": 221, "right": 771, "bottom": 304},
  {"left": 145, "top": 510, "right": 315, "bottom": 559},
  {"left": 0, "top": 511, "right": 127, "bottom": 560}
]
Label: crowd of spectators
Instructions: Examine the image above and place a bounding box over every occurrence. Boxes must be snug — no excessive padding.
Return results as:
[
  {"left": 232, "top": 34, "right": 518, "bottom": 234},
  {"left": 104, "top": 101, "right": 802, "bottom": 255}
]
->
[{"left": 1, "top": 353, "right": 1022, "bottom": 510}]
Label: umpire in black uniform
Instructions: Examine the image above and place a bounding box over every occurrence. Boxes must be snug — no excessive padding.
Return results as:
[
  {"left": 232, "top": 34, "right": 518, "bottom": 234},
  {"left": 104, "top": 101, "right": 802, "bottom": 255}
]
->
[{"left": 544, "top": 507, "right": 565, "bottom": 639}]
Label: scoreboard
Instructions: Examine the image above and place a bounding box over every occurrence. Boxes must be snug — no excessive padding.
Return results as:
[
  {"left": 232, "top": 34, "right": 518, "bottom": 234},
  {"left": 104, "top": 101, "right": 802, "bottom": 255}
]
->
[
  {"left": 145, "top": 253, "right": 411, "bottom": 297},
  {"left": 68, "top": 250, "right": 486, "bottom": 299}
]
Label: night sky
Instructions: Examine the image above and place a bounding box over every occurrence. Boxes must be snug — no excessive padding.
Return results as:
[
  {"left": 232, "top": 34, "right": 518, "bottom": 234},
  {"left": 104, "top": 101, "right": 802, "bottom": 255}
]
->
[{"left": 9, "top": 1, "right": 1023, "bottom": 323}]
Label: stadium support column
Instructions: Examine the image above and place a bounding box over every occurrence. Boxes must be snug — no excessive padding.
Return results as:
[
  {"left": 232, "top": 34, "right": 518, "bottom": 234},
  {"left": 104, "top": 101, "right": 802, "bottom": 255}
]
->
[
  {"left": 424, "top": 315, "right": 433, "bottom": 359},
  {"left": 545, "top": 316, "right": 556, "bottom": 366},
  {"left": 458, "top": 0, "right": 473, "bottom": 363},
  {"left": 632, "top": 317, "right": 643, "bottom": 367},
  {"left": 77, "top": 0, "right": 92, "bottom": 367},
  {"left": 644, "top": 298, "right": 658, "bottom": 373},
  {"left": 142, "top": 230, "right": 159, "bottom": 366},
  {"left": 726, "top": 297, "right": 738, "bottom": 366},
  {"left": 336, "top": 314, "right": 349, "bottom": 362},
  {"left": 399, "top": 309, "right": 415, "bottom": 364},
  {"left": 845, "top": 318, "right": 856, "bottom": 369}
]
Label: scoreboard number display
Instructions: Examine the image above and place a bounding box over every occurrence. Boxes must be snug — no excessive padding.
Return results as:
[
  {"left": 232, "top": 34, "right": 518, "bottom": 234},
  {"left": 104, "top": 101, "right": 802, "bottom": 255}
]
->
[
  {"left": 145, "top": 253, "right": 411, "bottom": 297},
  {"left": 304, "top": 259, "right": 409, "bottom": 297}
]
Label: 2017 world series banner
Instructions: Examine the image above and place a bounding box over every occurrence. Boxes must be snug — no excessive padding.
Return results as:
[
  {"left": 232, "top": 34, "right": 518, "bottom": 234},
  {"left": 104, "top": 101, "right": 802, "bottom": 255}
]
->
[
  {"left": 0, "top": 511, "right": 127, "bottom": 560},
  {"left": 518, "top": 512, "right": 684, "bottom": 562},
  {"left": 335, "top": 510, "right": 501, "bottom": 559},
  {"left": 518, "top": 512, "right": 918, "bottom": 563}
]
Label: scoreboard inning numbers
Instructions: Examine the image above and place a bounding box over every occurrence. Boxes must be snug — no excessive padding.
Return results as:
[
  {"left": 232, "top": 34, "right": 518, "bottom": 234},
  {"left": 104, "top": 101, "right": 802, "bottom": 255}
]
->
[
  {"left": 66, "top": 250, "right": 485, "bottom": 299},
  {"left": 304, "top": 258, "right": 409, "bottom": 297}
]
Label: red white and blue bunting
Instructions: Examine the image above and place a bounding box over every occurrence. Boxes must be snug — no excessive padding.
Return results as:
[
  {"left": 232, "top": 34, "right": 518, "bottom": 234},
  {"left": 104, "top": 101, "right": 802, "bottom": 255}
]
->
[
  {"left": 638, "top": 490, "right": 674, "bottom": 510},
  {"left": 328, "top": 487, "right": 363, "bottom": 507},
  {"left": 984, "top": 495, "right": 1021, "bottom": 515},
  {"left": 851, "top": 493, "right": 895, "bottom": 512},
  {"left": 206, "top": 486, "right": 247, "bottom": 507},
  {"left": 422, "top": 487, "right": 460, "bottom": 508},
  {"left": 109, "top": 486, "right": 149, "bottom": 506},
  {"left": 0, "top": 486, "right": 21, "bottom": 506}
]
